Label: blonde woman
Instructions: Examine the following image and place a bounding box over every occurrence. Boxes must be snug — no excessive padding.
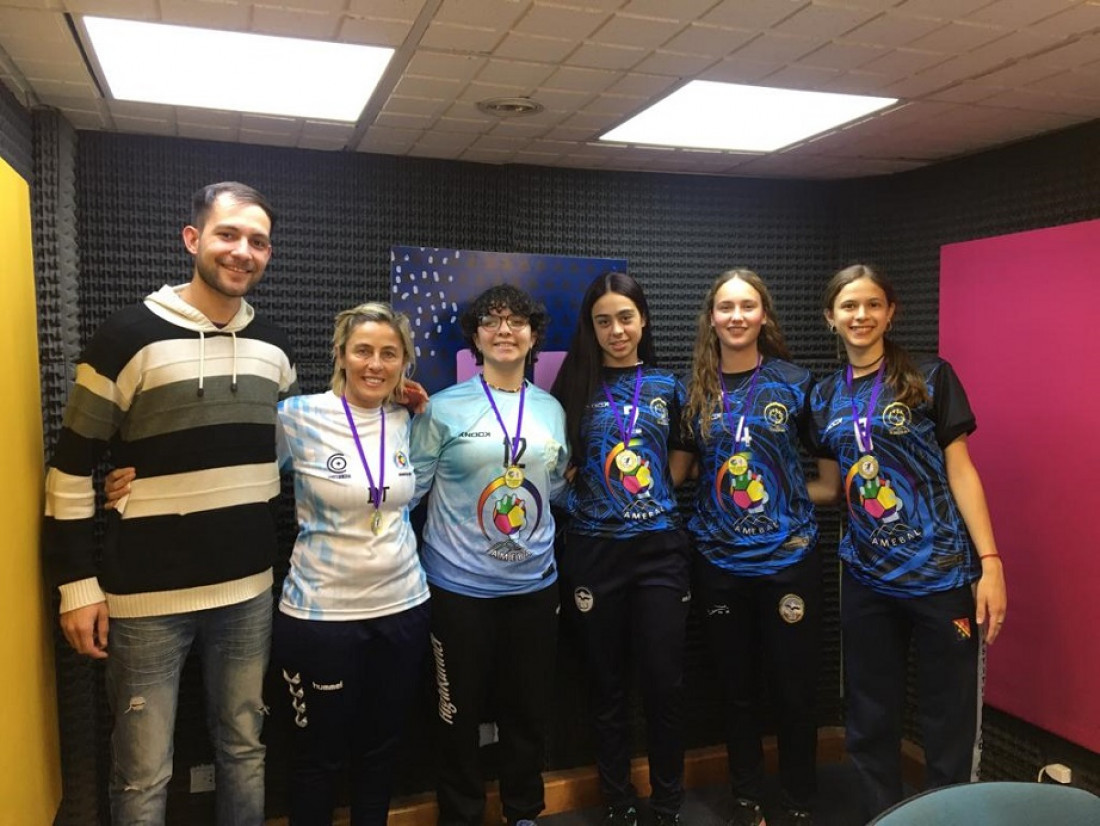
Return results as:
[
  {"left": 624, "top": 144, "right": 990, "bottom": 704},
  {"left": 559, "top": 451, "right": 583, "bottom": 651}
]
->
[{"left": 273, "top": 302, "right": 430, "bottom": 825}]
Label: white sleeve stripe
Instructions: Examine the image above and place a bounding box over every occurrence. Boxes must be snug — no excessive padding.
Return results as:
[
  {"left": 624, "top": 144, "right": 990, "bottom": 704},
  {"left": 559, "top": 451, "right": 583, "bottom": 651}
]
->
[
  {"left": 120, "top": 463, "right": 281, "bottom": 518},
  {"left": 45, "top": 468, "right": 95, "bottom": 519},
  {"left": 73, "top": 362, "right": 128, "bottom": 409},
  {"left": 58, "top": 578, "right": 106, "bottom": 613}
]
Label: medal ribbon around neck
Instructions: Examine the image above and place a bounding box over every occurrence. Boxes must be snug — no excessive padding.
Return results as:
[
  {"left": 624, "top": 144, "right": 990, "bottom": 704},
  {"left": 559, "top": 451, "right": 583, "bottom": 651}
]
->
[
  {"left": 341, "top": 395, "right": 386, "bottom": 531},
  {"left": 602, "top": 365, "right": 644, "bottom": 450},
  {"left": 719, "top": 355, "right": 762, "bottom": 450},
  {"left": 846, "top": 360, "right": 886, "bottom": 454},
  {"left": 480, "top": 375, "right": 526, "bottom": 469}
]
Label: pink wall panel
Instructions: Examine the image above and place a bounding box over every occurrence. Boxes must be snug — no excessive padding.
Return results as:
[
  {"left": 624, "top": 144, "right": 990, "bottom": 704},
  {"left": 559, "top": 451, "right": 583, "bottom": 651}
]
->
[{"left": 940, "top": 219, "right": 1100, "bottom": 752}]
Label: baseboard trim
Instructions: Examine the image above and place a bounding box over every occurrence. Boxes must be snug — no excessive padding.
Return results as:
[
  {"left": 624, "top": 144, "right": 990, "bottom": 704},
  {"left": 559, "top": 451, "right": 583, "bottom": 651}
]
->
[{"left": 266, "top": 728, "right": 926, "bottom": 826}]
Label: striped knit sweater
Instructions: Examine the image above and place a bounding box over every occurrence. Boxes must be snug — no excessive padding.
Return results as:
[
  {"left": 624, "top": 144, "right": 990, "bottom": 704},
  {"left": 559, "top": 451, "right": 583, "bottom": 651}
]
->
[{"left": 44, "top": 284, "right": 298, "bottom": 618}]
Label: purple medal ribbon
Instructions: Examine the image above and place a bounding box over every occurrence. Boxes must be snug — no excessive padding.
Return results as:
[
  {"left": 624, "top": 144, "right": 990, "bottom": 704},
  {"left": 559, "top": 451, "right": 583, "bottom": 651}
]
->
[
  {"left": 602, "top": 365, "right": 643, "bottom": 449},
  {"left": 341, "top": 395, "right": 385, "bottom": 511},
  {"left": 845, "top": 360, "right": 886, "bottom": 453},
  {"left": 480, "top": 375, "right": 526, "bottom": 467},
  {"left": 719, "top": 355, "right": 762, "bottom": 450}
]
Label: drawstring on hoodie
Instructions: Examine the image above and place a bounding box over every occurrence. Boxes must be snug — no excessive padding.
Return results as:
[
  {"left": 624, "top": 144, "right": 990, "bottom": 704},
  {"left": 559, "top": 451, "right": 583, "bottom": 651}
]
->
[
  {"left": 197, "top": 331, "right": 206, "bottom": 397},
  {"left": 196, "top": 330, "right": 240, "bottom": 397},
  {"left": 230, "top": 332, "right": 239, "bottom": 393},
  {"left": 145, "top": 284, "right": 252, "bottom": 399}
]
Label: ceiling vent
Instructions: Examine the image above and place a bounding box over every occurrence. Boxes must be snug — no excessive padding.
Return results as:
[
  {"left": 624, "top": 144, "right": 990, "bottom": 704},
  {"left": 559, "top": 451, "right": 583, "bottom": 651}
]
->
[{"left": 476, "top": 97, "right": 544, "bottom": 117}]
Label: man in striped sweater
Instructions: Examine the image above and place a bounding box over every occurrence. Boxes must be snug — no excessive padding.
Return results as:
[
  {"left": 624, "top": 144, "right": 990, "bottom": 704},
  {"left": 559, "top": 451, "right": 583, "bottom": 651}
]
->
[{"left": 44, "top": 182, "right": 298, "bottom": 825}]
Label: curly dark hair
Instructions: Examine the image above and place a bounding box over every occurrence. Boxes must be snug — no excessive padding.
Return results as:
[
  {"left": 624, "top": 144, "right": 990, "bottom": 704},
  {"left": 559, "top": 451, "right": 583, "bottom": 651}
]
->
[{"left": 459, "top": 284, "right": 550, "bottom": 365}]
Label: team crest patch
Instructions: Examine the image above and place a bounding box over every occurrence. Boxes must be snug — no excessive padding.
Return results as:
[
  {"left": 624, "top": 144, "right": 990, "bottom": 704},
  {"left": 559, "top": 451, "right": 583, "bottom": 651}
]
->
[
  {"left": 883, "top": 402, "right": 912, "bottom": 435},
  {"left": 649, "top": 396, "right": 670, "bottom": 425},
  {"left": 574, "top": 587, "right": 594, "bottom": 613},
  {"left": 764, "top": 401, "right": 789, "bottom": 432},
  {"left": 953, "top": 617, "right": 972, "bottom": 640},
  {"left": 778, "top": 593, "right": 805, "bottom": 624}
]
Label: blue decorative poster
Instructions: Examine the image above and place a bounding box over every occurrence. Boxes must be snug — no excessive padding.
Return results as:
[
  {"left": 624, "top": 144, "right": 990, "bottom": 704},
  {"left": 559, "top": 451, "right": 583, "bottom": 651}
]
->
[{"left": 390, "top": 247, "right": 627, "bottom": 393}]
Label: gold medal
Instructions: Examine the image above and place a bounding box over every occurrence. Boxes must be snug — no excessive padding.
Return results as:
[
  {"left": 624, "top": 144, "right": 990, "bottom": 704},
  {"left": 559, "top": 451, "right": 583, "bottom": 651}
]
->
[
  {"left": 727, "top": 453, "right": 749, "bottom": 475},
  {"left": 504, "top": 466, "right": 524, "bottom": 488},
  {"left": 615, "top": 449, "right": 640, "bottom": 473},
  {"left": 857, "top": 454, "right": 879, "bottom": 480},
  {"left": 371, "top": 510, "right": 383, "bottom": 535}
]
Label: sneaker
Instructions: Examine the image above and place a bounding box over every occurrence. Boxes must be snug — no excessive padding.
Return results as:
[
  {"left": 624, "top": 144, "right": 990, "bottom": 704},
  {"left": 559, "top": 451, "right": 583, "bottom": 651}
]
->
[
  {"left": 776, "top": 810, "right": 812, "bottom": 826},
  {"left": 727, "top": 798, "right": 766, "bottom": 826},
  {"left": 653, "top": 812, "right": 680, "bottom": 826},
  {"left": 604, "top": 805, "right": 638, "bottom": 826}
]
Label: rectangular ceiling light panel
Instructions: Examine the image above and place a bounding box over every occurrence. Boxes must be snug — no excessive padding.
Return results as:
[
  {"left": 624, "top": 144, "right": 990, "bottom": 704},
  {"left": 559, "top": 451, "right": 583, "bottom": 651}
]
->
[
  {"left": 601, "top": 80, "right": 897, "bottom": 152},
  {"left": 84, "top": 16, "right": 394, "bottom": 122}
]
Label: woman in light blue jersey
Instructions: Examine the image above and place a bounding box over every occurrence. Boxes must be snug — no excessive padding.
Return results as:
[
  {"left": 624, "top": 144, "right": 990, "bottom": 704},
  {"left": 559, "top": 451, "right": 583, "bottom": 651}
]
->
[
  {"left": 812, "top": 264, "right": 1007, "bottom": 822},
  {"left": 272, "top": 302, "right": 431, "bottom": 826},
  {"left": 410, "top": 284, "right": 569, "bottom": 826}
]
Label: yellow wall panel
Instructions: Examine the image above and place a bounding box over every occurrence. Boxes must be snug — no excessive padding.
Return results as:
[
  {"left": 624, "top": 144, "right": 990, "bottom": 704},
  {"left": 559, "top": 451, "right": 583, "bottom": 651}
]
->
[{"left": 0, "top": 158, "right": 61, "bottom": 824}]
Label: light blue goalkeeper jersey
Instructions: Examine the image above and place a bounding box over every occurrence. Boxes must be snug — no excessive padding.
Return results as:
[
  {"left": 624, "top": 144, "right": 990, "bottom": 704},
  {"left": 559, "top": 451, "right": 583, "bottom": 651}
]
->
[{"left": 410, "top": 376, "right": 569, "bottom": 597}]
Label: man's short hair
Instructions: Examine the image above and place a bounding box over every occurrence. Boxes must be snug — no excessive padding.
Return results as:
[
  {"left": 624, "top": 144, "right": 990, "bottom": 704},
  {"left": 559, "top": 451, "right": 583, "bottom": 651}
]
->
[{"left": 190, "top": 182, "right": 275, "bottom": 231}]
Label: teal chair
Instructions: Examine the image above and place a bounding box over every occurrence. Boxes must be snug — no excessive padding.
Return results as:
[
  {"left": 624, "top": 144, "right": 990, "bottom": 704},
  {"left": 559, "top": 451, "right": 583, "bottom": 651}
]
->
[{"left": 870, "top": 782, "right": 1100, "bottom": 825}]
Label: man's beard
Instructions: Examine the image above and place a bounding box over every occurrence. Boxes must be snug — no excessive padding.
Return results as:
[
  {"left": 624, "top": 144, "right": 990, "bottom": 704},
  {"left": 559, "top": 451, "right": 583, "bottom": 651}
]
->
[{"left": 196, "top": 257, "right": 255, "bottom": 298}]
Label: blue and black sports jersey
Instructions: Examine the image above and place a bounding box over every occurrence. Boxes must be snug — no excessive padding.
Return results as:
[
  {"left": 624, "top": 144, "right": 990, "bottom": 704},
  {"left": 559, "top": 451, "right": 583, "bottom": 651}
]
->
[
  {"left": 686, "top": 358, "right": 819, "bottom": 576},
  {"left": 566, "top": 365, "right": 687, "bottom": 538},
  {"left": 811, "top": 355, "right": 980, "bottom": 597}
]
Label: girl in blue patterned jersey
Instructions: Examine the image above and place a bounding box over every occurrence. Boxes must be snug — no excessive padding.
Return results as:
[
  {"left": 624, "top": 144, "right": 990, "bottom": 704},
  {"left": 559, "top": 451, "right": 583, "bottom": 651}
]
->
[
  {"left": 410, "top": 285, "right": 569, "bottom": 826},
  {"left": 551, "top": 272, "right": 694, "bottom": 826},
  {"left": 683, "top": 269, "right": 840, "bottom": 826},
  {"left": 812, "top": 264, "right": 1007, "bottom": 822}
]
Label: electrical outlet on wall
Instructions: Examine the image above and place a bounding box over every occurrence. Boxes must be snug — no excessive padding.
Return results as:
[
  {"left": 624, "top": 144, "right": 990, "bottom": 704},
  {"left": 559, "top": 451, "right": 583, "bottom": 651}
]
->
[
  {"left": 190, "top": 763, "right": 215, "bottom": 793},
  {"left": 1039, "top": 763, "right": 1072, "bottom": 784}
]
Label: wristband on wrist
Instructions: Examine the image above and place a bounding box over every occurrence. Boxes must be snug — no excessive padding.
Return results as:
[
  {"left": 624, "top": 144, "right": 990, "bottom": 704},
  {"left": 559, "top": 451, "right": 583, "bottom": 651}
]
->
[{"left": 979, "top": 552, "right": 1000, "bottom": 559}]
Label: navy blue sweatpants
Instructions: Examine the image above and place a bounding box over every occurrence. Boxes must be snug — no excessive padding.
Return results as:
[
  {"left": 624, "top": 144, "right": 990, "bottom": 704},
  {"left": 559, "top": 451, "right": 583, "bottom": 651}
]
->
[
  {"left": 842, "top": 569, "right": 981, "bottom": 821},
  {"left": 272, "top": 601, "right": 431, "bottom": 826},
  {"left": 695, "top": 548, "right": 823, "bottom": 810},
  {"left": 559, "top": 530, "right": 691, "bottom": 816},
  {"left": 429, "top": 583, "right": 559, "bottom": 826}
]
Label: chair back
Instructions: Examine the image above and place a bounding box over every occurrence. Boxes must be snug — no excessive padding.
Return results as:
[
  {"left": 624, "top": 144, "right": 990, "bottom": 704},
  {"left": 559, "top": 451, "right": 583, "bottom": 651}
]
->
[{"left": 870, "top": 782, "right": 1100, "bottom": 826}]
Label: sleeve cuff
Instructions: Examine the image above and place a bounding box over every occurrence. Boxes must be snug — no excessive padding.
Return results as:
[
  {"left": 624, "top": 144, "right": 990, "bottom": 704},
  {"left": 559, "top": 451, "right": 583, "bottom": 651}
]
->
[{"left": 59, "top": 578, "right": 107, "bottom": 614}]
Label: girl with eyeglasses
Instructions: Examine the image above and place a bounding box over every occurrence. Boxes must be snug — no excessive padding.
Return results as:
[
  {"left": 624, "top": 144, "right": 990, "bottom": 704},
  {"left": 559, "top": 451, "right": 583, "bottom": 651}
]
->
[{"left": 410, "top": 284, "right": 569, "bottom": 826}]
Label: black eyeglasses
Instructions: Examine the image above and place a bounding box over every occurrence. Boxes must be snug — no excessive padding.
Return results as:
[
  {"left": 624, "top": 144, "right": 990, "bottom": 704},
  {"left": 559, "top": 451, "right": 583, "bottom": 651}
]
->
[{"left": 479, "top": 315, "right": 530, "bottom": 331}]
